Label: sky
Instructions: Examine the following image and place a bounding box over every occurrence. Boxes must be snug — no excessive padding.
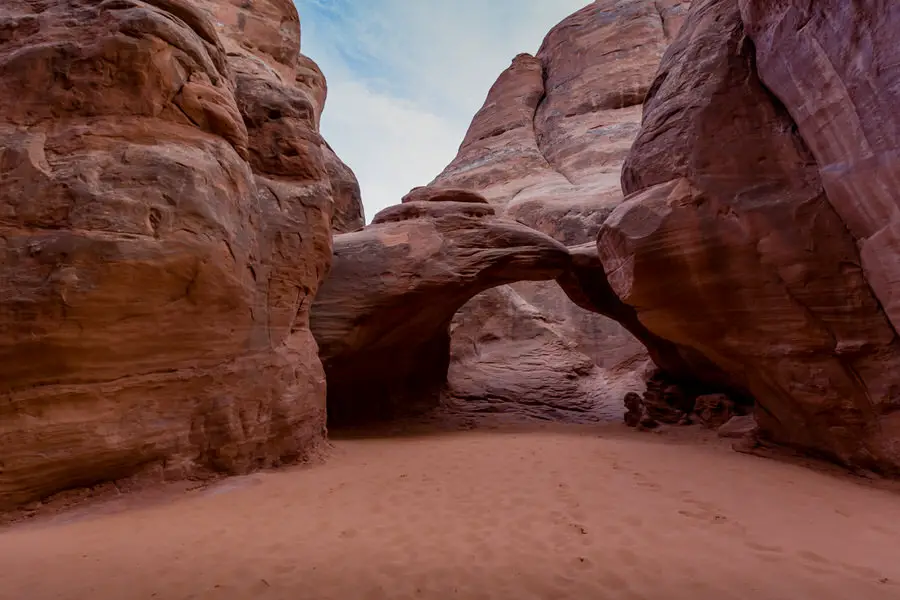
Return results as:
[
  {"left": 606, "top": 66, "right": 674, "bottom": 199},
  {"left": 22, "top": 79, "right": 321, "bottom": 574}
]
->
[{"left": 294, "top": 0, "right": 589, "bottom": 222}]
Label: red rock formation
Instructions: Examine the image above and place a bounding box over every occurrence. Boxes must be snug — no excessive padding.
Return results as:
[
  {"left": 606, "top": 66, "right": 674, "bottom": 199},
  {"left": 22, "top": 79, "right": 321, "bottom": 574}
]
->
[
  {"left": 433, "top": 0, "right": 690, "bottom": 242},
  {"left": 310, "top": 192, "right": 572, "bottom": 425},
  {"left": 310, "top": 185, "right": 721, "bottom": 425},
  {"left": 0, "top": 0, "right": 362, "bottom": 510},
  {"left": 739, "top": 0, "right": 900, "bottom": 336},
  {"left": 605, "top": 0, "right": 900, "bottom": 471},
  {"left": 427, "top": 1, "right": 692, "bottom": 415}
]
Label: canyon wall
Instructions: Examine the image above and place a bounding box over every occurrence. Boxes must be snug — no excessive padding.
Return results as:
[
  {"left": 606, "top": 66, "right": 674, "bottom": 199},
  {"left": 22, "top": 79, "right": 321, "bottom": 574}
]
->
[
  {"left": 603, "top": 0, "right": 900, "bottom": 470},
  {"left": 0, "top": 0, "right": 362, "bottom": 510},
  {"left": 428, "top": 0, "right": 692, "bottom": 417}
]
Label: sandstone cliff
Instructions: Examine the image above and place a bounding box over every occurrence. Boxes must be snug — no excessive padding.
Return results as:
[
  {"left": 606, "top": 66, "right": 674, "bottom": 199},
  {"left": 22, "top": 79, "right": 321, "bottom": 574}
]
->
[
  {"left": 427, "top": 0, "right": 692, "bottom": 416},
  {"left": 0, "top": 0, "right": 363, "bottom": 510},
  {"left": 604, "top": 0, "right": 900, "bottom": 471}
]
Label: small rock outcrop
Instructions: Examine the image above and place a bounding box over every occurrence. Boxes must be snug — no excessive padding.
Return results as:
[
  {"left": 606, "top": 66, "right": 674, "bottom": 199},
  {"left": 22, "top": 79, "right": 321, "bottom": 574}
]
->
[
  {"left": 623, "top": 378, "right": 747, "bottom": 431},
  {"left": 694, "top": 395, "right": 737, "bottom": 430},
  {"left": 604, "top": 0, "right": 900, "bottom": 471},
  {"left": 0, "top": 0, "right": 363, "bottom": 510}
]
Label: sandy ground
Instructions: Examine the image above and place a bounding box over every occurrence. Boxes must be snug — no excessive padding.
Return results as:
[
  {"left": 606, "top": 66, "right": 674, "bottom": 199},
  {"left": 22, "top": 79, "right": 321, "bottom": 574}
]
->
[{"left": 1, "top": 423, "right": 899, "bottom": 600}]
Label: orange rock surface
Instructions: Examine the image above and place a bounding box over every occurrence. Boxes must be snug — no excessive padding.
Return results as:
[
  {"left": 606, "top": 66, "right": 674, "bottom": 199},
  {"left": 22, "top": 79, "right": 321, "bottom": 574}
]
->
[{"left": 0, "top": 0, "right": 363, "bottom": 510}]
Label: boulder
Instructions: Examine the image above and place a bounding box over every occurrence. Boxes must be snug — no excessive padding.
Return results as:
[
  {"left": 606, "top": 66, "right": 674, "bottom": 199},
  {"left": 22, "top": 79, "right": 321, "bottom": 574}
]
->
[
  {"left": 373, "top": 201, "right": 495, "bottom": 225},
  {"left": 718, "top": 416, "right": 759, "bottom": 440},
  {"left": 402, "top": 187, "right": 490, "bottom": 205},
  {"left": 624, "top": 392, "right": 645, "bottom": 428},
  {"left": 0, "top": 0, "right": 362, "bottom": 510},
  {"left": 695, "top": 395, "right": 736, "bottom": 430},
  {"left": 639, "top": 372, "right": 694, "bottom": 425}
]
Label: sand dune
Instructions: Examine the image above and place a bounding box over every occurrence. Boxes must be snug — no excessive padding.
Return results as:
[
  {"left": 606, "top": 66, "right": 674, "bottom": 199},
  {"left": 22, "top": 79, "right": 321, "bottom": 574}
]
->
[{"left": 1, "top": 424, "right": 899, "bottom": 600}]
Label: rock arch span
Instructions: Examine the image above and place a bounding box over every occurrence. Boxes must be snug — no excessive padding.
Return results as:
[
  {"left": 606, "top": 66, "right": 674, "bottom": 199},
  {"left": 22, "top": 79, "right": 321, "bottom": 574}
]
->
[{"left": 310, "top": 188, "right": 730, "bottom": 426}]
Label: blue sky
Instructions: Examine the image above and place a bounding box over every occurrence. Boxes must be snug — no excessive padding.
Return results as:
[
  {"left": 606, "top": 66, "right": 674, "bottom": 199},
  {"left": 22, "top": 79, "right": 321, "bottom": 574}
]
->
[{"left": 294, "top": 0, "right": 589, "bottom": 221}]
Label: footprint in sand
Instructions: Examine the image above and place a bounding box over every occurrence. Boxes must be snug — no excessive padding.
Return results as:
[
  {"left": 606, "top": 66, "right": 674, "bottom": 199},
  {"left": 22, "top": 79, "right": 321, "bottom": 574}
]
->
[
  {"left": 272, "top": 562, "right": 297, "bottom": 575},
  {"left": 617, "top": 547, "right": 640, "bottom": 567},
  {"left": 597, "top": 569, "right": 631, "bottom": 591},
  {"left": 745, "top": 541, "right": 784, "bottom": 555},
  {"left": 682, "top": 497, "right": 718, "bottom": 512},
  {"left": 871, "top": 524, "right": 898, "bottom": 537},
  {"left": 631, "top": 472, "right": 662, "bottom": 491},
  {"left": 677, "top": 508, "right": 729, "bottom": 524},
  {"left": 623, "top": 515, "right": 644, "bottom": 528},
  {"left": 839, "top": 562, "right": 884, "bottom": 580},
  {"left": 555, "top": 483, "right": 588, "bottom": 522},
  {"left": 568, "top": 522, "right": 589, "bottom": 536},
  {"left": 797, "top": 550, "right": 832, "bottom": 564},
  {"left": 464, "top": 530, "right": 483, "bottom": 546},
  {"left": 793, "top": 550, "right": 837, "bottom": 575}
]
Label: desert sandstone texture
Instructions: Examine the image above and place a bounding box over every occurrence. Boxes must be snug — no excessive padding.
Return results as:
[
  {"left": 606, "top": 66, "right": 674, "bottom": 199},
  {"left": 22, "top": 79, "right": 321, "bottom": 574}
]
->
[
  {"left": 606, "top": 0, "right": 900, "bottom": 471},
  {"left": 1, "top": 0, "right": 900, "bottom": 557},
  {"left": 396, "top": 0, "right": 900, "bottom": 472},
  {"left": 0, "top": 0, "right": 363, "bottom": 510}
]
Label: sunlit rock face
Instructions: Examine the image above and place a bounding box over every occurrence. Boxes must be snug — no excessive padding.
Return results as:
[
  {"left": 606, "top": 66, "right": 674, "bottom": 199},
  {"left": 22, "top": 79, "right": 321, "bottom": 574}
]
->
[
  {"left": 604, "top": 0, "right": 900, "bottom": 471},
  {"left": 426, "top": 1, "right": 692, "bottom": 416},
  {"left": 0, "top": 0, "right": 363, "bottom": 510}
]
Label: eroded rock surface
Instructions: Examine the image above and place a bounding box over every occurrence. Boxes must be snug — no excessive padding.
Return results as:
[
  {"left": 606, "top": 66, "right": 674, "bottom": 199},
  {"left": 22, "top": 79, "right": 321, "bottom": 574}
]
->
[
  {"left": 604, "top": 0, "right": 900, "bottom": 471},
  {"left": 432, "top": 1, "right": 691, "bottom": 237},
  {"left": 444, "top": 286, "right": 650, "bottom": 423},
  {"left": 0, "top": 0, "right": 362, "bottom": 510},
  {"left": 310, "top": 191, "right": 573, "bottom": 425},
  {"left": 740, "top": 0, "right": 900, "bottom": 335},
  {"left": 311, "top": 186, "right": 722, "bottom": 425},
  {"left": 426, "top": 1, "right": 691, "bottom": 415}
]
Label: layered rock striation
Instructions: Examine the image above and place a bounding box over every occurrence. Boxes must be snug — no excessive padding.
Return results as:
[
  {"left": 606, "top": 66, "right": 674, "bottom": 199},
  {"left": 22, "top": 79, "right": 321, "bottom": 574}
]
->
[
  {"left": 424, "top": 1, "right": 693, "bottom": 416},
  {"left": 0, "top": 0, "right": 363, "bottom": 510},
  {"left": 604, "top": 0, "right": 900, "bottom": 471}
]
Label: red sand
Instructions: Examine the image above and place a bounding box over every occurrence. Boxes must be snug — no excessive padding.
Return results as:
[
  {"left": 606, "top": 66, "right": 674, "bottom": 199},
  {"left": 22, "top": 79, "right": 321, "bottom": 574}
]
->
[{"left": 1, "top": 424, "right": 899, "bottom": 600}]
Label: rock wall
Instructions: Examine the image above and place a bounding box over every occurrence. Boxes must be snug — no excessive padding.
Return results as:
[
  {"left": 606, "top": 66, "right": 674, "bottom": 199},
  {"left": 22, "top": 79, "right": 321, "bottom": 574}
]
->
[
  {"left": 427, "top": 0, "right": 692, "bottom": 415},
  {"left": 604, "top": 0, "right": 900, "bottom": 471},
  {"left": 0, "top": 0, "right": 362, "bottom": 510}
]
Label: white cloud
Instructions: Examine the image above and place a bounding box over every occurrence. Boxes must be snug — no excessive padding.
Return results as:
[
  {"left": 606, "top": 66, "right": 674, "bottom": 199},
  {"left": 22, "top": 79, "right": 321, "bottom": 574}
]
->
[{"left": 295, "top": 0, "right": 590, "bottom": 221}]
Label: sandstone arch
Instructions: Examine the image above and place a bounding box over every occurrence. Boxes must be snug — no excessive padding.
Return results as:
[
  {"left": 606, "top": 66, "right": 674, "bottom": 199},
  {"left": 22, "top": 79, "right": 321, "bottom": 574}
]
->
[{"left": 310, "top": 189, "right": 729, "bottom": 426}]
